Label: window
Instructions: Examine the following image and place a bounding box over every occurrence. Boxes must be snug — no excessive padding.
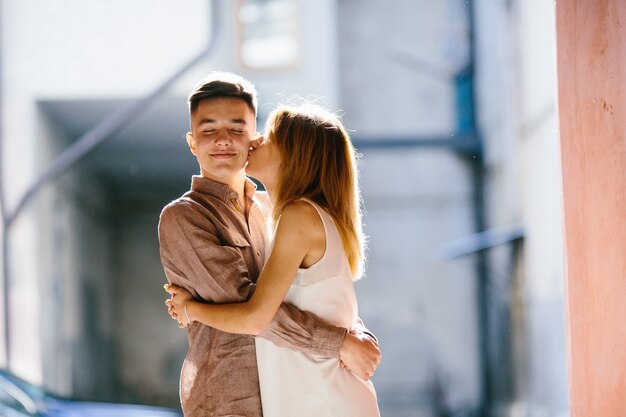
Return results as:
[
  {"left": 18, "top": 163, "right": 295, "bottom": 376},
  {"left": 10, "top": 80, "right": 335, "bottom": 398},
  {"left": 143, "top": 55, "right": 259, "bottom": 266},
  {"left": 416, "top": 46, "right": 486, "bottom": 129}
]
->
[{"left": 237, "top": 0, "right": 300, "bottom": 70}]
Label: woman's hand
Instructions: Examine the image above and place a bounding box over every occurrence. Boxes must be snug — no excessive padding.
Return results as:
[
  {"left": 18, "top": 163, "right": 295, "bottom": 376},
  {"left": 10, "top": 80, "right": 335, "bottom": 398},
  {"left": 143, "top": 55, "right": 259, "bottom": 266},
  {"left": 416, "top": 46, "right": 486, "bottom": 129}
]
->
[{"left": 164, "top": 283, "right": 195, "bottom": 328}]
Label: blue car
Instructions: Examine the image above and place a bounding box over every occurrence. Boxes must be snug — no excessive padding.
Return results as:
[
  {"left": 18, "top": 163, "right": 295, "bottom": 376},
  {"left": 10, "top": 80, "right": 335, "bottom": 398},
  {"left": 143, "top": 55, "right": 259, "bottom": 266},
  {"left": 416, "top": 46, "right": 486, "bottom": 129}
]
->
[{"left": 0, "top": 370, "right": 182, "bottom": 417}]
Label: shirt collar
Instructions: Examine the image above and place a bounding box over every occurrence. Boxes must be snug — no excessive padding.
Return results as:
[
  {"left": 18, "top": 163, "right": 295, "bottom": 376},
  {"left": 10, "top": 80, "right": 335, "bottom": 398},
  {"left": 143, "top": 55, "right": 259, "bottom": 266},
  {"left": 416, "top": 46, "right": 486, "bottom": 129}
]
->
[{"left": 191, "top": 175, "right": 257, "bottom": 203}]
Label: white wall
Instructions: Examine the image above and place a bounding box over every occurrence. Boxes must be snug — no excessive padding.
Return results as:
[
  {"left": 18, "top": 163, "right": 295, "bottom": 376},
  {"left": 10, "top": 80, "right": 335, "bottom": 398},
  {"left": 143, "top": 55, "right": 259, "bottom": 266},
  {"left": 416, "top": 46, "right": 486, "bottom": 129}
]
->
[
  {"left": 475, "top": 0, "right": 568, "bottom": 415},
  {"left": 337, "top": 0, "right": 480, "bottom": 414},
  {"left": 517, "top": 0, "right": 568, "bottom": 414},
  {"left": 112, "top": 199, "right": 184, "bottom": 406},
  {"left": 359, "top": 149, "right": 480, "bottom": 415},
  {"left": 338, "top": 0, "right": 467, "bottom": 136},
  {"left": 246, "top": 0, "right": 341, "bottom": 115}
]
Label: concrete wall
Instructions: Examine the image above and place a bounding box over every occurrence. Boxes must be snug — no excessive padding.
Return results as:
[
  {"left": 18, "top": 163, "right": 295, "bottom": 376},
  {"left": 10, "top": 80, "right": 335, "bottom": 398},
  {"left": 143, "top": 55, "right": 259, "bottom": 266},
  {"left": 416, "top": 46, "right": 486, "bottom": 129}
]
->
[
  {"left": 111, "top": 198, "right": 184, "bottom": 406},
  {"left": 338, "top": 0, "right": 466, "bottom": 136},
  {"left": 358, "top": 149, "right": 479, "bottom": 416},
  {"left": 475, "top": 0, "right": 568, "bottom": 415},
  {"left": 244, "top": 0, "right": 341, "bottom": 115},
  {"left": 517, "top": 2, "right": 568, "bottom": 415},
  {"left": 35, "top": 108, "right": 115, "bottom": 397},
  {"left": 337, "top": 1, "right": 480, "bottom": 415}
]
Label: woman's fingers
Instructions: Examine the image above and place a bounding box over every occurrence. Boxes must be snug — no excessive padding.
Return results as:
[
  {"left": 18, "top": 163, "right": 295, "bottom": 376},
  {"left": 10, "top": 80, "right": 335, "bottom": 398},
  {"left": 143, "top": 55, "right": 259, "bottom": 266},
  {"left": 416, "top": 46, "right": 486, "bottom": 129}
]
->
[
  {"left": 249, "top": 133, "right": 265, "bottom": 152},
  {"left": 252, "top": 133, "right": 264, "bottom": 146},
  {"left": 164, "top": 283, "right": 180, "bottom": 297},
  {"left": 163, "top": 283, "right": 192, "bottom": 329},
  {"left": 165, "top": 298, "right": 180, "bottom": 321}
]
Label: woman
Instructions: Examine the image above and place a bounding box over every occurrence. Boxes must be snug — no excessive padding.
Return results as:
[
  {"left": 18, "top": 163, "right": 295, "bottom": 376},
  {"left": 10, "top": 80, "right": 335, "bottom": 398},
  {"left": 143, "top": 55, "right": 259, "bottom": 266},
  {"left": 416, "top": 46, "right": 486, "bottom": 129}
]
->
[{"left": 166, "top": 103, "right": 380, "bottom": 416}]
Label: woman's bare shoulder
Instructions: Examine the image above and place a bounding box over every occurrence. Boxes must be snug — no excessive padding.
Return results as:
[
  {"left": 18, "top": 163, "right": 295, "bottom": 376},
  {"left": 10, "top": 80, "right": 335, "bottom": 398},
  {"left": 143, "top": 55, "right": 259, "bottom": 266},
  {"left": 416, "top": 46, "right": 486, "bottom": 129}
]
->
[
  {"left": 277, "top": 200, "right": 324, "bottom": 245},
  {"left": 281, "top": 199, "right": 320, "bottom": 223}
]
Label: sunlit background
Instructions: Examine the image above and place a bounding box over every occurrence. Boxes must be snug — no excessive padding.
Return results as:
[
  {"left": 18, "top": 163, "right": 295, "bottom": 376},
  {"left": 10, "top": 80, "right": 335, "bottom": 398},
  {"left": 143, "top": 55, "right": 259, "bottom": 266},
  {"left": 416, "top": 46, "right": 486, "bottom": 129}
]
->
[{"left": 0, "top": 1, "right": 568, "bottom": 416}]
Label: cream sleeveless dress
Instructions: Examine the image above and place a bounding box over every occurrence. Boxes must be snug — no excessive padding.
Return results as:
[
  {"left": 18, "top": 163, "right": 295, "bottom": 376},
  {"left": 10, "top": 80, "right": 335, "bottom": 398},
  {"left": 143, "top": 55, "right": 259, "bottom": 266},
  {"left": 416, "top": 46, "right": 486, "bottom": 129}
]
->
[{"left": 255, "top": 199, "right": 380, "bottom": 417}]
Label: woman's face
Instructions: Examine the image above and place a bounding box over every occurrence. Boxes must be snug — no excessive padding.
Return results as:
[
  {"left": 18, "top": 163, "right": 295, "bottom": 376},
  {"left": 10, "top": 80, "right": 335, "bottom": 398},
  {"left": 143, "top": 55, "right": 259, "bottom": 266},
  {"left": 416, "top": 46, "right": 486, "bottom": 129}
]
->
[{"left": 246, "top": 134, "right": 282, "bottom": 190}]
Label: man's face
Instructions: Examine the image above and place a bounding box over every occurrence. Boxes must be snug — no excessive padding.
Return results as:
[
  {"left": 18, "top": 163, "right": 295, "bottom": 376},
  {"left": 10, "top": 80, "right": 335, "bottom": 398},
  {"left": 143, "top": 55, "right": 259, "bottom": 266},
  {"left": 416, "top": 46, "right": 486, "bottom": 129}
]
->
[{"left": 187, "top": 97, "right": 256, "bottom": 183}]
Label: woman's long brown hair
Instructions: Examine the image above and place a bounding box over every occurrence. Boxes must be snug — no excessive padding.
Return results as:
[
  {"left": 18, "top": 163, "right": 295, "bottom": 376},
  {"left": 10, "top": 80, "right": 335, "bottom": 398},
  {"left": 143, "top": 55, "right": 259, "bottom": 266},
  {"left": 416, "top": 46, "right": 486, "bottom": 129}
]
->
[{"left": 265, "top": 104, "right": 365, "bottom": 279}]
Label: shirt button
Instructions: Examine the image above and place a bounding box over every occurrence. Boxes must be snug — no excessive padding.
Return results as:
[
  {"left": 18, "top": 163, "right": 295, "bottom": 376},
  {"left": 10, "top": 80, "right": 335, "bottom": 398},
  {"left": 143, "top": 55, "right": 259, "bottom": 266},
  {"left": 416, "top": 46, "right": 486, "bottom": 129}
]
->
[{"left": 256, "top": 250, "right": 261, "bottom": 256}]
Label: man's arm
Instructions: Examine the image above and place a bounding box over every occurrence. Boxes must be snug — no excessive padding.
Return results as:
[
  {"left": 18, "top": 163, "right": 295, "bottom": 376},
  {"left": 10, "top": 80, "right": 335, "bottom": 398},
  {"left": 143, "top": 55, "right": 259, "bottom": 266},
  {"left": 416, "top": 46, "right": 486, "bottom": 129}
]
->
[{"left": 159, "top": 202, "right": 255, "bottom": 302}]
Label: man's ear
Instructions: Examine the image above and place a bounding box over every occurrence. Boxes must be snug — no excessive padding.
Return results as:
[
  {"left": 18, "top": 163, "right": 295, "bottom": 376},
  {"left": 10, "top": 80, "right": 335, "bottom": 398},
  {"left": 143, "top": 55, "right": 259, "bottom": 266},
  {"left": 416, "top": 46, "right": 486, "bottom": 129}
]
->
[{"left": 186, "top": 132, "right": 197, "bottom": 156}]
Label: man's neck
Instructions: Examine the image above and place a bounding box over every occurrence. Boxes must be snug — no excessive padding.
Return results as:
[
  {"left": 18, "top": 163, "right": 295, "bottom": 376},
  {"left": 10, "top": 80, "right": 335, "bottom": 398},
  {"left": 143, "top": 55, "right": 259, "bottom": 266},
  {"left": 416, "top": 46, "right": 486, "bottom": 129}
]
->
[{"left": 201, "top": 171, "right": 246, "bottom": 203}]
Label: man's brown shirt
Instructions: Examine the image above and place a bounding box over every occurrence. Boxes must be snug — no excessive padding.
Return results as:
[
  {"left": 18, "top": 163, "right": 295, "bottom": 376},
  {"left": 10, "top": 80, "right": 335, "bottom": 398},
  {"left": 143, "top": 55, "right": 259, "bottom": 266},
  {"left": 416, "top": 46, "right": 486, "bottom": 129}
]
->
[{"left": 159, "top": 176, "right": 346, "bottom": 416}]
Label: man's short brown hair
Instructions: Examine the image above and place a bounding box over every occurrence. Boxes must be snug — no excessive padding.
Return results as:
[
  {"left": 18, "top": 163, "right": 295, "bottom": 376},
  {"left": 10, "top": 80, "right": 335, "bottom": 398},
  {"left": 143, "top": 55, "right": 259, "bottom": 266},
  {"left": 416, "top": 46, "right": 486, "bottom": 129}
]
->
[{"left": 188, "top": 72, "right": 258, "bottom": 115}]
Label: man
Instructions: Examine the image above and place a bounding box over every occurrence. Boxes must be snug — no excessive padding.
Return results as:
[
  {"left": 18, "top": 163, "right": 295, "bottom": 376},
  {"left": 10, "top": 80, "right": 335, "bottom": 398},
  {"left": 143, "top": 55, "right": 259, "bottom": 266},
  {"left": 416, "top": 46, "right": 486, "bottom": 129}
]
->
[{"left": 159, "top": 72, "right": 380, "bottom": 416}]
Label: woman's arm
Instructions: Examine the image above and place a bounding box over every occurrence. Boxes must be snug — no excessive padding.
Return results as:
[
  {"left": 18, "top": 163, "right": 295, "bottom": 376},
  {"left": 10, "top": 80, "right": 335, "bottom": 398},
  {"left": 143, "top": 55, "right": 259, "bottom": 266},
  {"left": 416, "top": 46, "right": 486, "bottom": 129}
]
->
[{"left": 167, "top": 201, "right": 319, "bottom": 335}]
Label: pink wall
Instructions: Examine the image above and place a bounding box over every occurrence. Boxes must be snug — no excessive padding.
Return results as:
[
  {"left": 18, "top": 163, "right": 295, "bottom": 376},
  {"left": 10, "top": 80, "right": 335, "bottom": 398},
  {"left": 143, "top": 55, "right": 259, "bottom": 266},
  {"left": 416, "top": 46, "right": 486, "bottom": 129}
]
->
[{"left": 556, "top": 0, "right": 626, "bottom": 415}]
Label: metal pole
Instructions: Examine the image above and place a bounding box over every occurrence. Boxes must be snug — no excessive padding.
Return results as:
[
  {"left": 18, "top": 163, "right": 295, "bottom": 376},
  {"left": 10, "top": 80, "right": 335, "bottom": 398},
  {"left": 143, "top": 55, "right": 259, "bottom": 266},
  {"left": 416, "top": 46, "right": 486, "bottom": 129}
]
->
[
  {"left": 466, "top": 0, "right": 492, "bottom": 415},
  {"left": 471, "top": 155, "right": 491, "bottom": 417},
  {"left": 0, "top": 0, "right": 10, "bottom": 369},
  {"left": 352, "top": 135, "right": 481, "bottom": 153}
]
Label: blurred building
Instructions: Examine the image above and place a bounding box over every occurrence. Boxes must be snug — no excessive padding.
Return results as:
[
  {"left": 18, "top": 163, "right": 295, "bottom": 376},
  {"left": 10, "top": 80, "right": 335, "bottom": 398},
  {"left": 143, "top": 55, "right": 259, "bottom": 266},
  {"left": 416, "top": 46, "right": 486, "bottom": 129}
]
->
[
  {"left": 474, "top": 1, "right": 568, "bottom": 415},
  {"left": 0, "top": 0, "right": 568, "bottom": 416}
]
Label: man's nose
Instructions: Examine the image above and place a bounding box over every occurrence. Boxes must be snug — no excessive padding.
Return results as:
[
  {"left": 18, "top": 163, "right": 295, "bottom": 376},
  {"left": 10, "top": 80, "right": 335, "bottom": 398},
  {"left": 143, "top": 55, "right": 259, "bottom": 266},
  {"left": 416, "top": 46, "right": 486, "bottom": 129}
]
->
[{"left": 215, "top": 130, "right": 232, "bottom": 146}]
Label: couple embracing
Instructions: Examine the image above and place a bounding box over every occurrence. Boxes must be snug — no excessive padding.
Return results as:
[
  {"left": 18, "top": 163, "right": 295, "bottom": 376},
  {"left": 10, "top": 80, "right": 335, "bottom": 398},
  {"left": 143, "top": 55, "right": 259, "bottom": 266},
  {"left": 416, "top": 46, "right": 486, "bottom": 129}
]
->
[{"left": 160, "top": 72, "right": 381, "bottom": 417}]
